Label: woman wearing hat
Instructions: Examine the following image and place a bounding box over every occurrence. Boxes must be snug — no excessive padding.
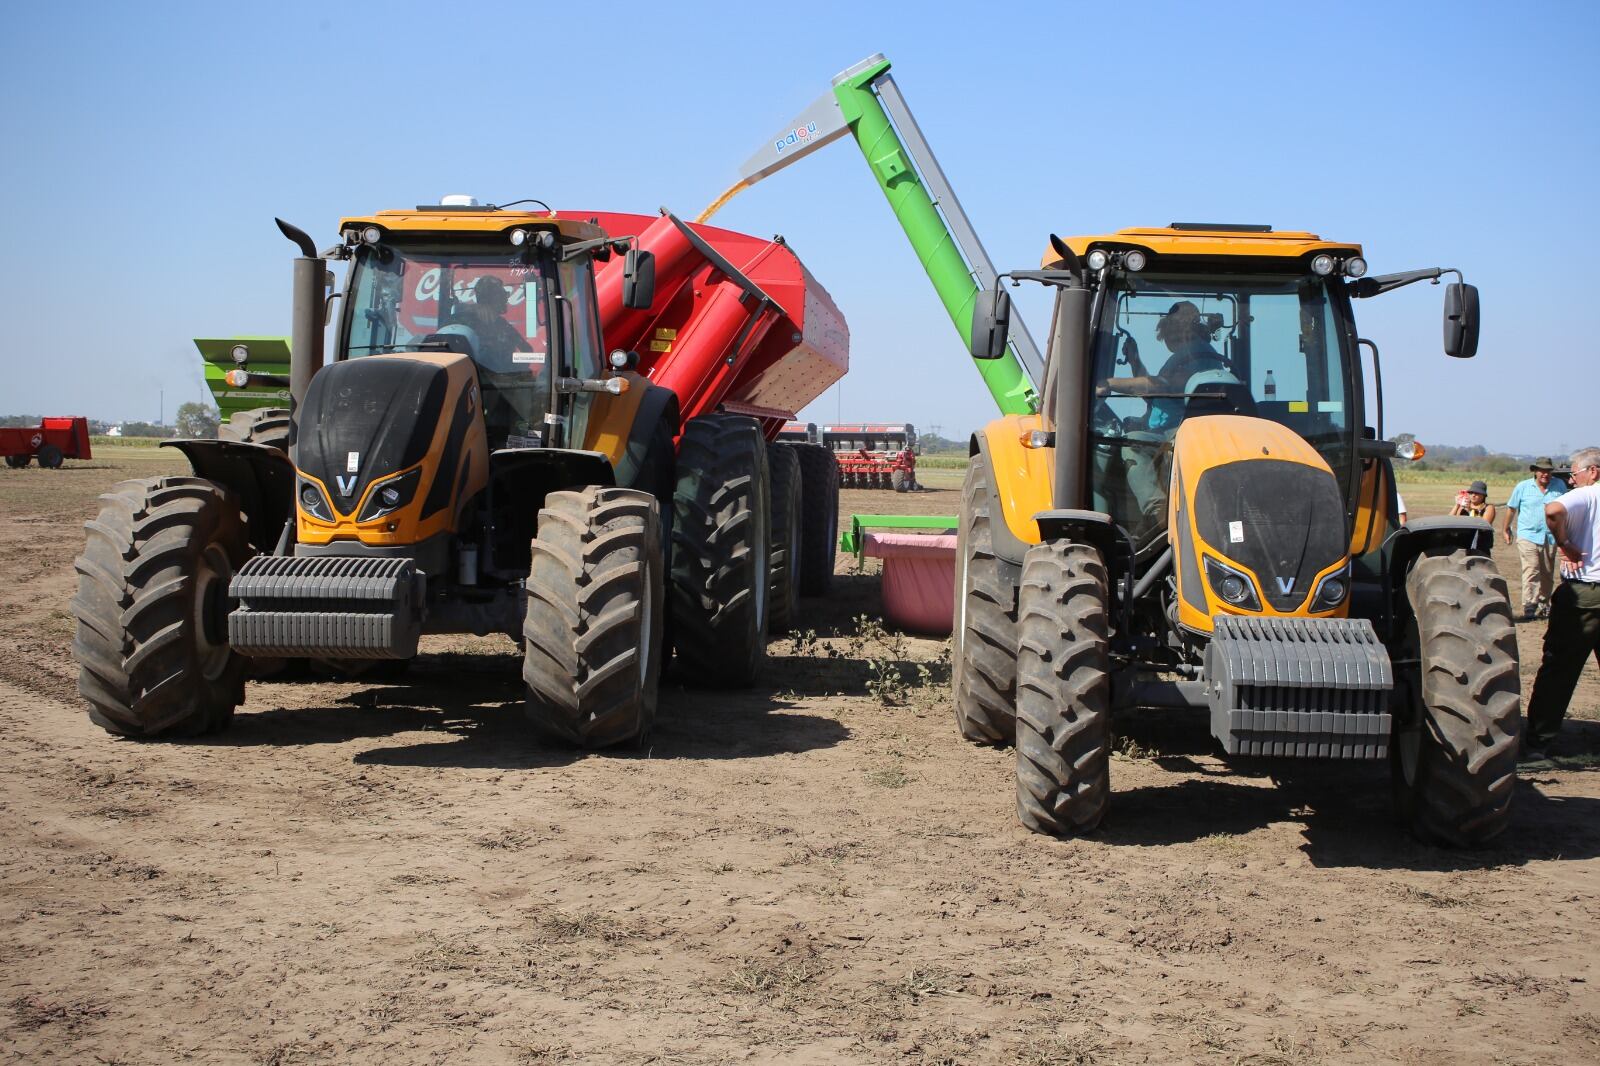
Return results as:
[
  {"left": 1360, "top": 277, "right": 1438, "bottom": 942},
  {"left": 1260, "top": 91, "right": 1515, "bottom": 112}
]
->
[
  {"left": 1450, "top": 480, "right": 1497, "bottom": 523},
  {"left": 1503, "top": 458, "right": 1570, "bottom": 620}
]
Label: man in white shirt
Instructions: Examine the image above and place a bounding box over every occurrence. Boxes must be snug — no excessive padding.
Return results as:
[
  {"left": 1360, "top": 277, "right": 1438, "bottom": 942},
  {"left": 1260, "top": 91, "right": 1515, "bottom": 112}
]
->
[{"left": 1522, "top": 446, "right": 1600, "bottom": 760}]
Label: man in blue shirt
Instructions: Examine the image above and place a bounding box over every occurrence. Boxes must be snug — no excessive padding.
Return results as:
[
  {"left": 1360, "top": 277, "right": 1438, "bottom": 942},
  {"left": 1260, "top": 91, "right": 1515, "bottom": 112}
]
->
[{"left": 1503, "top": 457, "right": 1570, "bottom": 621}]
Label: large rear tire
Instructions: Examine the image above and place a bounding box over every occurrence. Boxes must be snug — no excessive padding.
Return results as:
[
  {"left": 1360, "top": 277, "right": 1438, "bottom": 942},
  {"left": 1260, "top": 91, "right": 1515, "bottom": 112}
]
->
[
  {"left": 1015, "top": 541, "right": 1112, "bottom": 837},
  {"left": 793, "top": 443, "right": 839, "bottom": 596},
  {"left": 671, "top": 413, "right": 770, "bottom": 687},
  {"left": 523, "top": 487, "right": 665, "bottom": 748},
  {"left": 1392, "top": 549, "right": 1520, "bottom": 846},
  {"left": 951, "top": 453, "right": 1019, "bottom": 744},
  {"left": 767, "top": 443, "right": 803, "bottom": 633},
  {"left": 219, "top": 407, "right": 291, "bottom": 452},
  {"left": 71, "top": 476, "right": 250, "bottom": 737}
]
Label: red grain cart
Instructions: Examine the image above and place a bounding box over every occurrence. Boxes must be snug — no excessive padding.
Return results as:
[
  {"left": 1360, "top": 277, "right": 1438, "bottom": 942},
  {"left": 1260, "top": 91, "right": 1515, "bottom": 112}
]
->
[
  {"left": 1, "top": 417, "right": 91, "bottom": 468},
  {"left": 824, "top": 422, "right": 919, "bottom": 492}
]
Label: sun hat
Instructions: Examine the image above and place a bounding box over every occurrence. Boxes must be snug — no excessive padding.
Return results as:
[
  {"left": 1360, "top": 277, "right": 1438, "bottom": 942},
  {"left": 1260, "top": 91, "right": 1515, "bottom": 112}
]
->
[
  {"left": 1468, "top": 480, "right": 1488, "bottom": 495},
  {"left": 1530, "top": 457, "right": 1555, "bottom": 472}
]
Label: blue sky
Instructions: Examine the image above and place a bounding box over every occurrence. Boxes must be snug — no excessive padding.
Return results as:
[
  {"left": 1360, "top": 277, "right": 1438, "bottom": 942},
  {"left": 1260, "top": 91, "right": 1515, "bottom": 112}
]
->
[{"left": 1, "top": 1, "right": 1594, "bottom": 455}]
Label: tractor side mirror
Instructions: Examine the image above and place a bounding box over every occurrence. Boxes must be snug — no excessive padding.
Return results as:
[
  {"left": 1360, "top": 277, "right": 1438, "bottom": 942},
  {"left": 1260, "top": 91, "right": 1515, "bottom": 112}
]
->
[
  {"left": 623, "top": 249, "right": 656, "bottom": 310},
  {"left": 970, "top": 287, "right": 1011, "bottom": 360},
  {"left": 1443, "top": 282, "right": 1479, "bottom": 358}
]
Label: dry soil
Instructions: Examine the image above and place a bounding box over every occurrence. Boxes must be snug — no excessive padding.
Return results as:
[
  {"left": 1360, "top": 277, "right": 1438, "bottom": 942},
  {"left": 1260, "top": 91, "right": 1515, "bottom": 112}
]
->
[{"left": 0, "top": 450, "right": 1596, "bottom": 1064}]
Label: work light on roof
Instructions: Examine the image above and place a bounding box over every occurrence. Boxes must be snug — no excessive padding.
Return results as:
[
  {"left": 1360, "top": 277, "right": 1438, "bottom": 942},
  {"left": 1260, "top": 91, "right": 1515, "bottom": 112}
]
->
[
  {"left": 1345, "top": 256, "right": 1368, "bottom": 278},
  {"left": 509, "top": 228, "right": 529, "bottom": 246},
  {"left": 230, "top": 344, "right": 249, "bottom": 364},
  {"left": 1124, "top": 249, "right": 1148, "bottom": 272},
  {"left": 1311, "top": 254, "right": 1336, "bottom": 276},
  {"left": 1086, "top": 248, "right": 1111, "bottom": 271},
  {"left": 361, "top": 226, "right": 382, "bottom": 245}
]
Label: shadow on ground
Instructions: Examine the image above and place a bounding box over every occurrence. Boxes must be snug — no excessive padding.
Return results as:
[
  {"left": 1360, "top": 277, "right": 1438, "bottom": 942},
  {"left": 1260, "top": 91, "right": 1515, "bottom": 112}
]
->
[
  {"left": 203, "top": 651, "right": 849, "bottom": 769},
  {"left": 1095, "top": 708, "right": 1600, "bottom": 869}
]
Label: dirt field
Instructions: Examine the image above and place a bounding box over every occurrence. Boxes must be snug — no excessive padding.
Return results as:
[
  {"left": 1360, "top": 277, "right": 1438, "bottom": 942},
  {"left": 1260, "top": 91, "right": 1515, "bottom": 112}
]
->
[{"left": 2, "top": 450, "right": 1597, "bottom": 1065}]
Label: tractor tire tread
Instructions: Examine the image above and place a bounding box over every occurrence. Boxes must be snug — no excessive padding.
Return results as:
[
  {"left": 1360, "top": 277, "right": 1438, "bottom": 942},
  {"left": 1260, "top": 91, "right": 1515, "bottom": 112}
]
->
[{"left": 1015, "top": 542, "right": 1112, "bottom": 837}]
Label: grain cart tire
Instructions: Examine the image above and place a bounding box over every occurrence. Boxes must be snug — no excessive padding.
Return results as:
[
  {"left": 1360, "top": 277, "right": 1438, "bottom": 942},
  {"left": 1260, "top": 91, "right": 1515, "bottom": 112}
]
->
[
  {"left": 793, "top": 443, "right": 839, "bottom": 596},
  {"left": 891, "top": 468, "right": 908, "bottom": 493},
  {"left": 5, "top": 455, "right": 28, "bottom": 468},
  {"left": 71, "top": 476, "right": 249, "bottom": 738},
  {"left": 523, "top": 486, "right": 665, "bottom": 748},
  {"left": 219, "top": 407, "right": 291, "bottom": 452},
  {"left": 38, "top": 444, "right": 63, "bottom": 468},
  {"left": 766, "top": 442, "right": 803, "bottom": 633},
  {"left": 1392, "top": 549, "right": 1521, "bottom": 846},
  {"left": 671, "top": 414, "right": 770, "bottom": 687},
  {"left": 1015, "top": 541, "right": 1112, "bottom": 837},
  {"left": 951, "top": 454, "right": 1019, "bottom": 744}
]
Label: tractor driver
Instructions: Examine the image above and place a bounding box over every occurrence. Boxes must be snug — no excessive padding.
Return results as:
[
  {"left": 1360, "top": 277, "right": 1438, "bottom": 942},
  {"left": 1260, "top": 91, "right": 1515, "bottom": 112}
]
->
[
  {"left": 462, "top": 275, "right": 533, "bottom": 373},
  {"left": 1099, "top": 301, "right": 1228, "bottom": 432},
  {"left": 1095, "top": 301, "right": 1231, "bottom": 536},
  {"left": 461, "top": 275, "right": 544, "bottom": 448}
]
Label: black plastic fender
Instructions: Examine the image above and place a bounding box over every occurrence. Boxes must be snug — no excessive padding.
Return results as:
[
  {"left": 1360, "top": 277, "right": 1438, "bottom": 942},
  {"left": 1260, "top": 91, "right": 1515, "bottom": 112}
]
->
[{"left": 162, "top": 439, "right": 295, "bottom": 554}]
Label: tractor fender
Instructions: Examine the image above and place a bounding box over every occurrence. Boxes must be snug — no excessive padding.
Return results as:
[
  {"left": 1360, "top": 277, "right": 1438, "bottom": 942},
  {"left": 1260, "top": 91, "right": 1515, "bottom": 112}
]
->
[
  {"left": 970, "top": 415, "right": 1052, "bottom": 569},
  {"left": 1383, "top": 516, "right": 1498, "bottom": 636},
  {"left": 1390, "top": 516, "right": 1496, "bottom": 575},
  {"left": 617, "top": 381, "right": 679, "bottom": 485},
  {"left": 162, "top": 439, "right": 295, "bottom": 555},
  {"left": 1034, "top": 508, "right": 1132, "bottom": 572}
]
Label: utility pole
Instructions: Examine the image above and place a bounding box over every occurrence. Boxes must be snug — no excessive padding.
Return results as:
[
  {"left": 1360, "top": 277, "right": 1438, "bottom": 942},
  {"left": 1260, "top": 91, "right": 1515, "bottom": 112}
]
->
[{"left": 159, "top": 388, "right": 164, "bottom": 427}]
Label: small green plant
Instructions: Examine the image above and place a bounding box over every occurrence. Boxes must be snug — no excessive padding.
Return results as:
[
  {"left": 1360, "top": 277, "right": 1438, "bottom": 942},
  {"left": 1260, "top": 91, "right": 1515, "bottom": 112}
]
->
[{"left": 865, "top": 767, "right": 911, "bottom": 789}]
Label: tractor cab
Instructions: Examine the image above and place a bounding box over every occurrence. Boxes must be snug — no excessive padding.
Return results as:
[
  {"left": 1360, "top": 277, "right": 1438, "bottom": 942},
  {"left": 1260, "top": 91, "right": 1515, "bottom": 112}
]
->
[
  {"left": 1063, "top": 227, "right": 1367, "bottom": 548},
  {"left": 334, "top": 205, "right": 637, "bottom": 452}
]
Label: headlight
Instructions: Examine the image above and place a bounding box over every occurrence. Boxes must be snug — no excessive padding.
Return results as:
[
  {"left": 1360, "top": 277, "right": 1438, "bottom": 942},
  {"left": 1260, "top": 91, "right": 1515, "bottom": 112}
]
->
[
  {"left": 1311, "top": 253, "right": 1336, "bottom": 276},
  {"left": 356, "top": 468, "right": 422, "bottom": 523},
  {"left": 1344, "top": 256, "right": 1367, "bottom": 278},
  {"left": 1204, "top": 555, "right": 1262, "bottom": 612},
  {"left": 1124, "top": 249, "right": 1148, "bottom": 272},
  {"left": 1086, "top": 248, "right": 1111, "bottom": 271},
  {"left": 1310, "top": 563, "right": 1351, "bottom": 612},
  {"left": 297, "top": 479, "right": 334, "bottom": 522},
  {"left": 230, "top": 343, "right": 250, "bottom": 364}
]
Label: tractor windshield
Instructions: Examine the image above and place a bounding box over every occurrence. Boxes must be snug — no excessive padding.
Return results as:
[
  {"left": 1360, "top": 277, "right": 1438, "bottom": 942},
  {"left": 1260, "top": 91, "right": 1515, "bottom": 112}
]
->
[
  {"left": 1089, "top": 273, "right": 1356, "bottom": 542},
  {"left": 342, "top": 243, "right": 554, "bottom": 447}
]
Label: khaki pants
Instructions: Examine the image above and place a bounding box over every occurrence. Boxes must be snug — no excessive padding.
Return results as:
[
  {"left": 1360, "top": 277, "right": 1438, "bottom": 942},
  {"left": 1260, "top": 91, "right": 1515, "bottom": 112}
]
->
[{"left": 1517, "top": 540, "right": 1559, "bottom": 613}]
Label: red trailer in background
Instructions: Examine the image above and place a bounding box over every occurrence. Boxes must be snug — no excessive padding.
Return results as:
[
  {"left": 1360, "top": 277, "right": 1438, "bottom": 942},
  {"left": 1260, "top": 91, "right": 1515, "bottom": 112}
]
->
[{"left": 1, "top": 417, "right": 91, "bottom": 468}]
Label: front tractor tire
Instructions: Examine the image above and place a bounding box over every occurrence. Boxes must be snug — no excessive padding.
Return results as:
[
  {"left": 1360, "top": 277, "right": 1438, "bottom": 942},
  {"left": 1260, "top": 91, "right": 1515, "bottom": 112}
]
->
[
  {"left": 523, "top": 487, "right": 665, "bottom": 748},
  {"left": 219, "top": 407, "right": 291, "bottom": 452},
  {"left": 71, "top": 476, "right": 250, "bottom": 738},
  {"left": 951, "top": 453, "right": 1019, "bottom": 744},
  {"left": 1393, "top": 549, "right": 1521, "bottom": 846},
  {"left": 1015, "top": 541, "right": 1113, "bottom": 837},
  {"left": 671, "top": 414, "right": 771, "bottom": 687}
]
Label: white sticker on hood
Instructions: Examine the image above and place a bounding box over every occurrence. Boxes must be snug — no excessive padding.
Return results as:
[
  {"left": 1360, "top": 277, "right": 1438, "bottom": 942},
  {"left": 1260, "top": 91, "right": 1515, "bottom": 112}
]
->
[{"left": 1229, "top": 520, "right": 1244, "bottom": 543}]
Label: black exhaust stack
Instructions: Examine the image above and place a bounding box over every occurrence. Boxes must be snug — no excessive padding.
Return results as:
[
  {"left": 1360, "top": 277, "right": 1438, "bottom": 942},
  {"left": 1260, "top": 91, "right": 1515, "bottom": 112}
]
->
[
  {"left": 1049, "top": 282, "right": 1091, "bottom": 511},
  {"left": 276, "top": 218, "right": 326, "bottom": 412}
]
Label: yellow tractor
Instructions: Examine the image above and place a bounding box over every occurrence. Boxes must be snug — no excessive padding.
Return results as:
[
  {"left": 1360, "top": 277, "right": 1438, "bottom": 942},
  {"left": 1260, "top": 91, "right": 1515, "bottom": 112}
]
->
[
  {"left": 71, "top": 200, "right": 847, "bottom": 748},
  {"left": 958, "top": 224, "right": 1518, "bottom": 846}
]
